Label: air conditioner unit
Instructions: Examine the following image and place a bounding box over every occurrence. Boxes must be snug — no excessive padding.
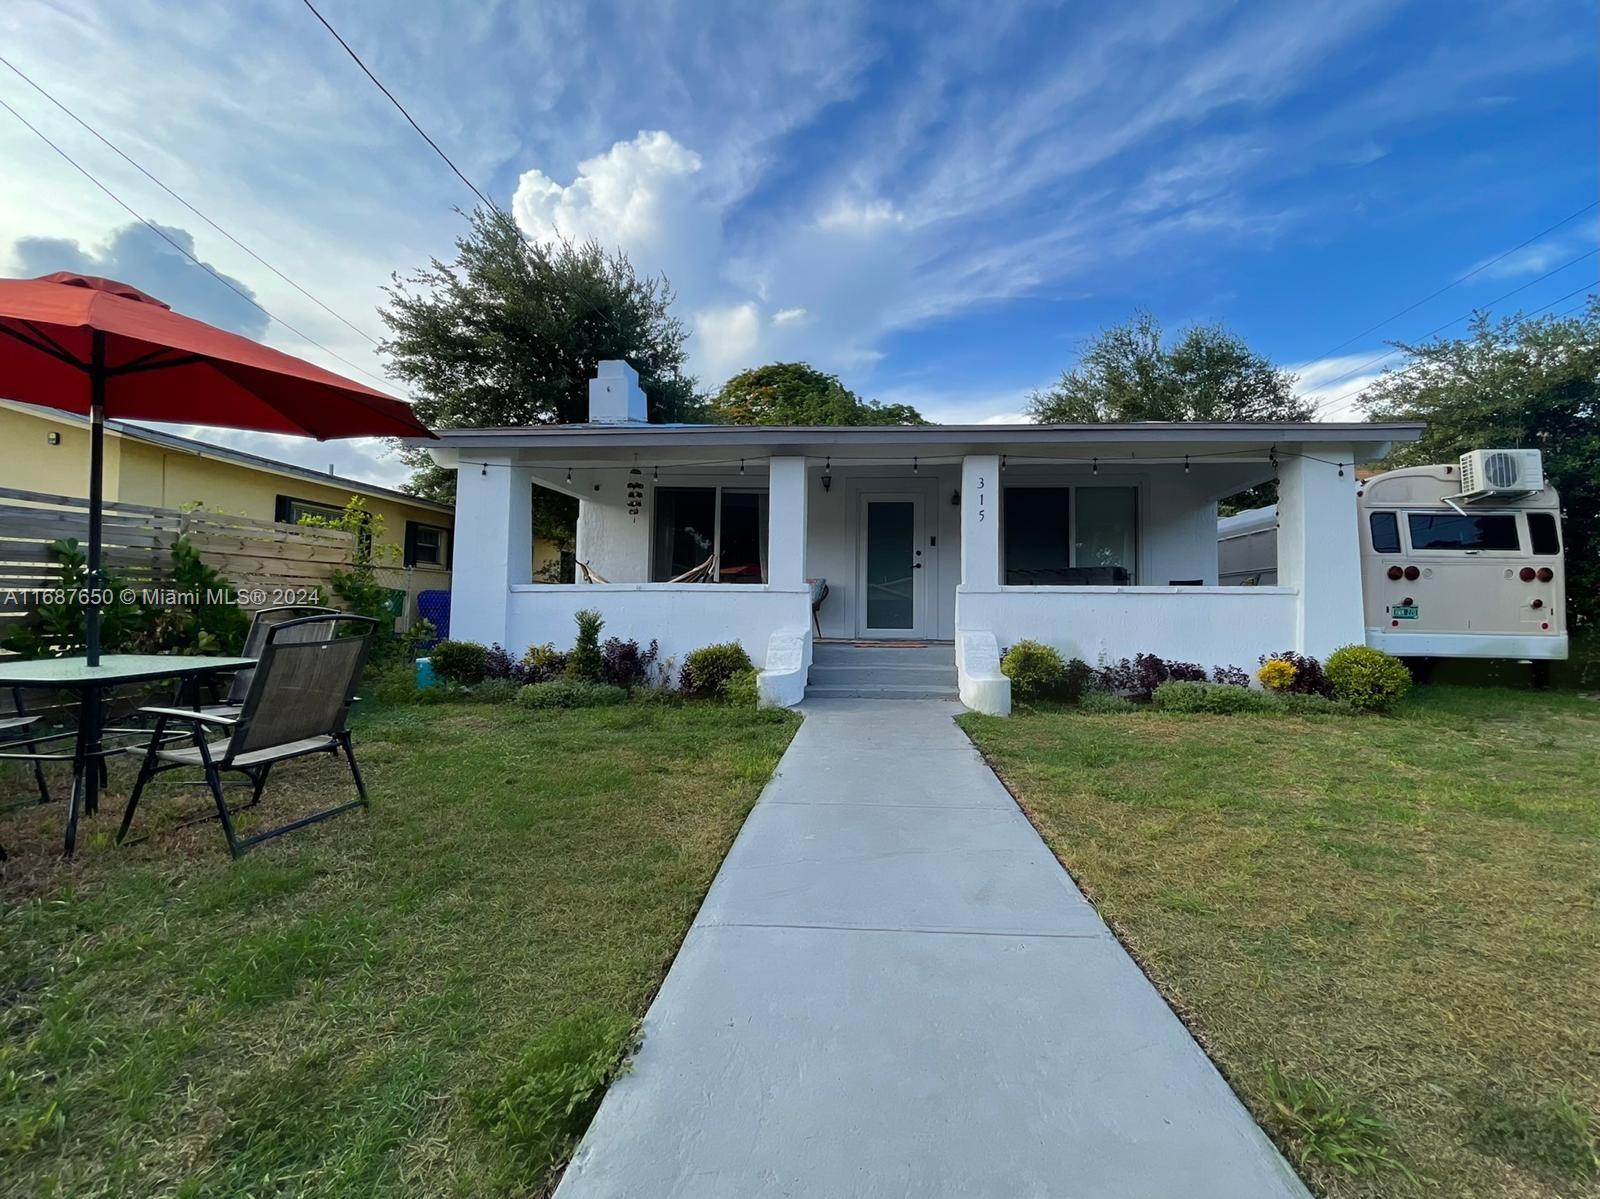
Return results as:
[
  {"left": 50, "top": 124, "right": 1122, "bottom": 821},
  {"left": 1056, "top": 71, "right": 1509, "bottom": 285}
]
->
[{"left": 1458, "top": 449, "right": 1543, "bottom": 499}]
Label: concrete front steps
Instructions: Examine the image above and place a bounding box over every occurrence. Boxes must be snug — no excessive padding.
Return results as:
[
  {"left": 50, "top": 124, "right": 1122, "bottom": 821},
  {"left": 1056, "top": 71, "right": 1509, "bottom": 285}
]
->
[{"left": 806, "top": 640, "right": 958, "bottom": 700}]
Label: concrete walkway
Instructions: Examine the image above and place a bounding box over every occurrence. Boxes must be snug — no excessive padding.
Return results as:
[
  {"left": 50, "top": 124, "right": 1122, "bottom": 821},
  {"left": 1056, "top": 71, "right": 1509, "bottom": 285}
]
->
[{"left": 555, "top": 698, "right": 1308, "bottom": 1198}]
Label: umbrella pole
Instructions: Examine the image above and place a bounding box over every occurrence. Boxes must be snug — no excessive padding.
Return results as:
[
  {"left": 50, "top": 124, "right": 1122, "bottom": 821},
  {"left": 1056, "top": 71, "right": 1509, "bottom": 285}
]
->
[{"left": 86, "top": 329, "right": 106, "bottom": 668}]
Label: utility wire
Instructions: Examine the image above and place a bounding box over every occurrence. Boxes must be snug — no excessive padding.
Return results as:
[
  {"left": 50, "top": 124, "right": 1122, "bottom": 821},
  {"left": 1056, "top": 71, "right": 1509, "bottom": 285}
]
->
[
  {"left": 0, "top": 53, "right": 382, "bottom": 347},
  {"left": 1310, "top": 248, "right": 1598, "bottom": 416},
  {"left": 0, "top": 92, "right": 394, "bottom": 390},
  {"left": 1311, "top": 278, "right": 1597, "bottom": 418},
  {"left": 299, "top": 0, "right": 502, "bottom": 216},
  {"left": 1308, "top": 199, "right": 1598, "bottom": 362}
]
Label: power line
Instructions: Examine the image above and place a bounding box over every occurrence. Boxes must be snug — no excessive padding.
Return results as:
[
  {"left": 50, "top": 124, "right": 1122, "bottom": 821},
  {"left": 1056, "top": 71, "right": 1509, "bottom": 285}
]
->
[
  {"left": 0, "top": 53, "right": 382, "bottom": 347},
  {"left": 1311, "top": 278, "right": 1597, "bottom": 418},
  {"left": 0, "top": 92, "right": 394, "bottom": 390},
  {"left": 1308, "top": 200, "right": 1598, "bottom": 362},
  {"left": 1309, "top": 248, "right": 1598, "bottom": 415},
  {"left": 299, "top": 0, "right": 501, "bottom": 216}
]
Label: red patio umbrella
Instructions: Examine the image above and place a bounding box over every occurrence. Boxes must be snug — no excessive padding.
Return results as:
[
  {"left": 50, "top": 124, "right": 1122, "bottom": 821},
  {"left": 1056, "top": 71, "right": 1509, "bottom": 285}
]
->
[{"left": 0, "top": 272, "right": 435, "bottom": 664}]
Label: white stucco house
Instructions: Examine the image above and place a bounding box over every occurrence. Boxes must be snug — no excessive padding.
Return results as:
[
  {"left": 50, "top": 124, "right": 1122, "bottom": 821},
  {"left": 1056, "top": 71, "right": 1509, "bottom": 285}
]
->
[{"left": 419, "top": 361, "right": 1422, "bottom": 714}]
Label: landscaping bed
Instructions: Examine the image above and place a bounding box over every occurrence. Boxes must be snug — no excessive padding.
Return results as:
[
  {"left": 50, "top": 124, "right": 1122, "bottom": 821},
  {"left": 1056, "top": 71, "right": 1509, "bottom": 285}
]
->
[
  {"left": 1, "top": 699, "right": 799, "bottom": 1197},
  {"left": 960, "top": 684, "right": 1600, "bottom": 1198}
]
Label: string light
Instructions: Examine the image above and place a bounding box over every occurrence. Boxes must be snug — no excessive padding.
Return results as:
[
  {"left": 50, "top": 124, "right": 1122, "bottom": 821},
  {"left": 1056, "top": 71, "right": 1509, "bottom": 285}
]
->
[
  {"left": 739, "top": 458, "right": 745, "bottom": 475},
  {"left": 913, "top": 456, "right": 919, "bottom": 474},
  {"left": 1092, "top": 457, "right": 1098, "bottom": 475},
  {"left": 566, "top": 466, "right": 572, "bottom": 484},
  {"left": 1184, "top": 455, "right": 1189, "bottom": 474},
  {"left": 1001, "top": 454, "right": 1007, "bottom": 472},
  {"left": 653, "top": 464, "right": 659, "bottom": 481}
]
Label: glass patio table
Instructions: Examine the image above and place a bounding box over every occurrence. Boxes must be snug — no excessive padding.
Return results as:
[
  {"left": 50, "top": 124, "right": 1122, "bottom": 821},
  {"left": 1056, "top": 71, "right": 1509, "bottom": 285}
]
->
[{"left": 0, "top": 654, "right": 254, "bottom": 856}]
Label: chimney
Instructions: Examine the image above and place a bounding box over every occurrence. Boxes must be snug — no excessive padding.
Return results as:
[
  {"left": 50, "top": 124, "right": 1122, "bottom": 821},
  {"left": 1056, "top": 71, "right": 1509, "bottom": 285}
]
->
[{"left": 588, "top": 360, "right": 649, "bottom": 423}]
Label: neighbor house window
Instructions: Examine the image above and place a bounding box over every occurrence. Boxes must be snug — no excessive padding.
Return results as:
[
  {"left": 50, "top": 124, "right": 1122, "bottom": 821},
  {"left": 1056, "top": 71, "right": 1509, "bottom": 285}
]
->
[
  {"left": 1369, "top": 511, "right": 1401, "bottom": 553},
  {"left": 652, "top": 487, "right": 769, "bottom": 582},
  {"left": 1527, "top": 512, "right": 1561, "bottom": 555},
  {"left": 276, "top": 493, "right": 371, "bottom": 554},
  {"left": 1003, "top": 486, "right": 1136, "bottom": 585},
  {"left": 404, "top": 520, "right": 450, "bottom": 568},
  {"left": 1407, "top": 512, "right": 1519, "bottom": 551}
]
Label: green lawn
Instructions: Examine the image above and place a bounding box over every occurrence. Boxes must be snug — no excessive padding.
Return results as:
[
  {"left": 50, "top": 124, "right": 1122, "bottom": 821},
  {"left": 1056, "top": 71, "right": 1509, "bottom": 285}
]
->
[
  {"left": 960, "top": 685, "right": 1600, "bottom": 1198},
  {"left": 1, "top": 699, "right": 799, "bottom": 1197}
]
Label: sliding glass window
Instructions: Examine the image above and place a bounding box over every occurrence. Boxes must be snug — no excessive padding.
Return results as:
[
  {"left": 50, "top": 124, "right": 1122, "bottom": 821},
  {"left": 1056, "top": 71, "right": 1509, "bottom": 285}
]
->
[
  {"left": 652, "top": 487, "right": 769, "bottom": 582},
  {"left": 1003, "top": 485, "right": 1137, "bottom": 585}
]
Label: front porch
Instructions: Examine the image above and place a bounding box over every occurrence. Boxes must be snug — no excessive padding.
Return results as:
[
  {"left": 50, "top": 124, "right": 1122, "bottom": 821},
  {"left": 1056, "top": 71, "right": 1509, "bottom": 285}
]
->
[{"left": 428, "top": 362, "right": 1418, "bottom": 714}]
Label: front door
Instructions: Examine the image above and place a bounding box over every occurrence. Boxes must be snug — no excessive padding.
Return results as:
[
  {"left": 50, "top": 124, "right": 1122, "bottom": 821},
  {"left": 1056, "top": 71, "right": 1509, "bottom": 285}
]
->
[{"left": 857, "top": 493, "right": 925, "bottom": 637}]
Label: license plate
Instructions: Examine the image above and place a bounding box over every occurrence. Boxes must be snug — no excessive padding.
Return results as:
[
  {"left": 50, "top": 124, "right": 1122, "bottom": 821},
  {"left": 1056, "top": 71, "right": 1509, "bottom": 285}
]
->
[{"left": 1391, "top": 604, "right": 1419, "bottom": 620}]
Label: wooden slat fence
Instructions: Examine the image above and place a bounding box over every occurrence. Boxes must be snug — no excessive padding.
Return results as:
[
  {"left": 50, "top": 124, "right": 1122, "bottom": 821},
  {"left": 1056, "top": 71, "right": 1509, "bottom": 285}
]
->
[{"left": 0, "top": 487, "right": 356, "bottom": 638}]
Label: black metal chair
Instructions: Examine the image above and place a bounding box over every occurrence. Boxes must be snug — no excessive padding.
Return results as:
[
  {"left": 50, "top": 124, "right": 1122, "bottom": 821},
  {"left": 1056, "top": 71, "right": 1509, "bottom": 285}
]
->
[
  {"left": 0, "top": 685, "right": 53, "bottom": 861},
  {"left": 182, "top": 604, "right": 339, "bottom": 717},
  {"left": 118, "top": 614, "right": 377, "bottom": 858}
]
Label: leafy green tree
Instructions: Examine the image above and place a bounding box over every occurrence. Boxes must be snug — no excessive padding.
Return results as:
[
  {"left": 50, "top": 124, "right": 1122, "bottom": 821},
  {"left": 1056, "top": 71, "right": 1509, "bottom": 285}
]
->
[
  {"left": 382, "top": 209, "right": 705, "bottom": 500},
  {"left": 710, "top": 362, "right": 926, "bottom": 425},
  {"left": 1026, "top": 310, "right": 1309, "bottom": 423},
  {"left": 1360, "top": 299, "right": 1599, "bottom": 630}
]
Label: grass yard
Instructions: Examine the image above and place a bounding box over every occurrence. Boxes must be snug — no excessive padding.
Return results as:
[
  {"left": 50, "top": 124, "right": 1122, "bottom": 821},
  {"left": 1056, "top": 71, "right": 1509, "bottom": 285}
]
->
[
  {"left": 961, "top": 684, "right": 1600, "bottom": 1198},
  {"left": 1, "top": 699, "right": 799, "bottom": 1197}
]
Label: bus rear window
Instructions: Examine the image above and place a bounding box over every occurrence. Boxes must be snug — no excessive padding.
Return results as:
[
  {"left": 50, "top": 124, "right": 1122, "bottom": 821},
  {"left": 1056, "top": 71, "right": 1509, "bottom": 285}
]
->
[
  {"left": 1527, "top": 512, "right": 1561, "bottom": 555},
  {"left": 1407, "top": 513, "right": 1519, "bottom": 551},
  {"left": 1369, "top": 511, "right": 1400, "bottom": 553}
]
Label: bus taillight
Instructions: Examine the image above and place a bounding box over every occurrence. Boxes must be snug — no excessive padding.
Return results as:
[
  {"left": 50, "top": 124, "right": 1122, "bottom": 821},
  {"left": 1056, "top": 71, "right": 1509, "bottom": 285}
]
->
[
  {"left": 1403, "top": 565, "right": 1420, "bottom": 581},
  {"left": 1519, "top": 567, "right": 1536, "bottom": 582},
  {"left": 1387, "top": 565, "right": 1404, "bottom": 580},
  {"left": 1537, "top": 567, "right": 1554, "bottom": 582}
]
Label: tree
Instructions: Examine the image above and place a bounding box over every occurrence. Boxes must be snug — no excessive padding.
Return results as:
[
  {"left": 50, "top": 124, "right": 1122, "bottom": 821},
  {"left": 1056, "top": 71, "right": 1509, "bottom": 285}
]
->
[
  {"left": 381, "top": 208, "right": 705, "bottom": 500},
  {"left": 710, "top": 362, "right": 926, "bottom": 425},
  {"left": 1026, "top": 310, "right": 1309, "bottom": 423},
  {"left": 1360, "top": 299, "right": 1600, "bottom": 630}
]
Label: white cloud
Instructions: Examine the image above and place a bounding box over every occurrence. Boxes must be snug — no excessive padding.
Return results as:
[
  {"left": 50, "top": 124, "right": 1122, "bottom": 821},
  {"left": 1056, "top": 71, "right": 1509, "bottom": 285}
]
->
[
  {"left": 1290, "top": 350, "right": 1396, "bottom": 421},
  {"left": 692, "top": 302, "right": 763, "bottom": 380},
  {"left": 771, "top": 307, "right": 809, "bottom": 326}
]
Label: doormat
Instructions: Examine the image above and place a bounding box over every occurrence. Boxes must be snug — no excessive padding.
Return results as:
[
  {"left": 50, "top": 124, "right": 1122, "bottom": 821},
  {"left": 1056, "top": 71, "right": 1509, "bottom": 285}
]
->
[{"left": 848, "top": 641, "right": 931, "bottom": 648}]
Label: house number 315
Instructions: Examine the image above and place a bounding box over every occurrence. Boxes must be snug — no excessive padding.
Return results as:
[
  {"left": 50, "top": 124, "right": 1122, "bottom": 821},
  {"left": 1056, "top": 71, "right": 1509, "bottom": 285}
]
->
[{"left": 977, "top": 475, "right": 986, "bottom": 520}]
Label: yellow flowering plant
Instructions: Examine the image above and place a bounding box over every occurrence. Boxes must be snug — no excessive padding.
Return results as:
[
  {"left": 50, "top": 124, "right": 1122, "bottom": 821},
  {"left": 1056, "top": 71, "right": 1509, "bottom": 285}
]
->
[{"left": 1257, "top": 658, "right": 1297, "bottom": 691}]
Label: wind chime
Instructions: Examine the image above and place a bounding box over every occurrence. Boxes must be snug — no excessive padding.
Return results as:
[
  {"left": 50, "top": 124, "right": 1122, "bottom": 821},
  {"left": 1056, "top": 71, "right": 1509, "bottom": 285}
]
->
[{"left": 627, "top": 465, "right": 645, "bottom": 521}]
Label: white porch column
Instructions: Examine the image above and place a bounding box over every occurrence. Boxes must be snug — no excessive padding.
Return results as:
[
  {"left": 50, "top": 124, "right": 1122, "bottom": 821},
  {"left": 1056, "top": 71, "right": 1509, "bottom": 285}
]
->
[
  {"left": 960, "top": 454, "right": 1001, "bottom": 587},
  {"left": 1278, "top": 444, "right": 1364, "bottom": 658},
  {"left": 449, "top": 454, "right": 533, "bottom": 646},
  {"left": 767, "top": 455, "right": 808, "bottom": 588}
]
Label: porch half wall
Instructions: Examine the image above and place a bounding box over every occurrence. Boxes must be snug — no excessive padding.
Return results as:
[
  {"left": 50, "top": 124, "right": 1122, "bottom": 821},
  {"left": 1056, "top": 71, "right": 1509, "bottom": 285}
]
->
[{"left": 956, "top": 585, "right": 1300, "bottom": 673}]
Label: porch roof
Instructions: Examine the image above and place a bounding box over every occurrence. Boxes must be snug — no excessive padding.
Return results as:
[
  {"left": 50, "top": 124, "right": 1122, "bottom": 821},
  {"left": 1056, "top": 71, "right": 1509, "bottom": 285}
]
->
[{"left": 417, "top": 420, "right": 1423, "bottom": 467}]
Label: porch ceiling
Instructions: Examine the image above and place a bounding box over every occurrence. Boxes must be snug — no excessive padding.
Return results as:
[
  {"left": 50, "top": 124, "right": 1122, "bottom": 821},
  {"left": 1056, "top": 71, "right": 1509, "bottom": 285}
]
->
[{"left": 416, "top": 421, "right": 1423, "bottom": 470}]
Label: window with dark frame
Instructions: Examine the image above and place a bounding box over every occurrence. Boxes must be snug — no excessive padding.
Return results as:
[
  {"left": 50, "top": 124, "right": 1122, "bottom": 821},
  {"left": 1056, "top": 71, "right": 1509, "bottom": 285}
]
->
[
  {"left": 404, "top": 520, "right": 451, "bottom": 569},
  {"left": 1369, "top": 511, "right": 1401, "bottom": 553},
  {"left": 1527, "top": 512, "right": 1561, "bottom": 555},
  {"left": 651, "top": 486, "right": 769, "bottom": 582},
  {"left": 276, "top": 493, "right": 372, "bottom": 555},
  {"left": 1405, "top": 512, "right": 1520, "bottom": 551},
  {"left": 1003, "top": 486, "right": 1136, "bottom": 585}
]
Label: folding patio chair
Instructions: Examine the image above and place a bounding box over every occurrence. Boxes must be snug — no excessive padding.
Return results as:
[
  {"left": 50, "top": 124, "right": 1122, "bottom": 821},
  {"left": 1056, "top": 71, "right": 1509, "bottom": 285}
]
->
[
  {"left": 117, "top": 614, "right": 377, "bottom": 858},
  {"left": 185, "top": 604, "right": 339, "bottom": 718},
  {"left": 0, "top": 686, "right": 52, "bottom": 861}
]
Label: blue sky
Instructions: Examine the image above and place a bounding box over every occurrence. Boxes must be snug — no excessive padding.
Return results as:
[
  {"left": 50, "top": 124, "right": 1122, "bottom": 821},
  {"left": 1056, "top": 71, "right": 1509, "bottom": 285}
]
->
[{"left": 1, "top": 0, "right": 1594, "bottom": 485}]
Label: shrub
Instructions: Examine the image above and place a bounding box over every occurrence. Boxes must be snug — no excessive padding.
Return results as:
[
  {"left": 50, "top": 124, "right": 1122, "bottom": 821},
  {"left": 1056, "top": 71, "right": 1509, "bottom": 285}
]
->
[
  {"left": 517, "top": 679, "right": 628, "bottom": 710},
  {"left": 1211, "top": 664, "right": 1251, "bottom": 688},
  {"left": 600, "top": 637, "right": 659, "bottom": 690},
  {"left": 1062, "top": 657, "right": 1096, "bottom": 702},
  {"left": 1153, "top": 680, "right": 1273, "bottom": 714},
  {"left": 1001, "top": 640, "right": 1066, "bottom": 703},
  {"left": 1258, "top": 658, "right": 1297, "bottom": 691},
  {"left": 1326, "top": 645, "right": 1412, "bottom": 712},
  {"left": 1273, "top": 691, "right": 1357, "bottom": 716},
  {"left": 471, "top": 678, "right": 523, "bottom": 705},
  {"left": 483, "top": 643, "right": 528, "bottom": 684},
  {"left": 1097, "top": 653, "right": 1206, "bottom": 700},
  {"left": 723, "top": 668, "right": 759, "bottom": 708},
  {"left": 472, "top": 1008, "right": 639, "bottom": 1183},
  {"left": 566, "top": 609, "right": 605, "bottom": 682},
  {"left": 680, "top": 642, "right": 754, "bottom": 699},
  {"left": 1259, "top": 651, "right": 1334, "bottom": 697},
  {"left": 522, "top": 643, "right": 567, "bottom": 682},
  {"left": 1079, "top": 689, "right": 1137, "bottom": 713},
  {"left": 429, "top": 639, "right": 489, "bottom": 685}
]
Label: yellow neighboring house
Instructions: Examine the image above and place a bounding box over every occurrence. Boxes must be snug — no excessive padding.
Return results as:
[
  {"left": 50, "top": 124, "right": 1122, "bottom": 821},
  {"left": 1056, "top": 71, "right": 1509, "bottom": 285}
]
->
[{"left": 0, "top": 398, "right": 455, "bottom": 579}]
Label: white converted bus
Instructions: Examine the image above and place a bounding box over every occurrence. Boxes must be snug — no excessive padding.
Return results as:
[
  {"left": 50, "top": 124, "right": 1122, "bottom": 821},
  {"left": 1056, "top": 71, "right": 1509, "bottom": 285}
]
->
[{"left": 1218, "top": 449, "right": 1567, "bottom": 663}]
